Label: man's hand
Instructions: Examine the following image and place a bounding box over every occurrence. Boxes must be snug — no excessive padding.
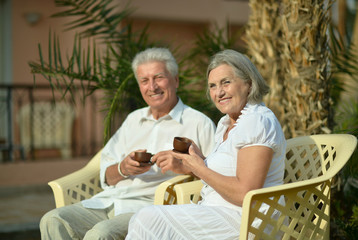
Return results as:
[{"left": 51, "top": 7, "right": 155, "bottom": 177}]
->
[
  {"left": 121, "top": 150, "right": 152, "bottom": 175},
  {"left": 105, "top": 150, "right": 152, "bottom": 186}
]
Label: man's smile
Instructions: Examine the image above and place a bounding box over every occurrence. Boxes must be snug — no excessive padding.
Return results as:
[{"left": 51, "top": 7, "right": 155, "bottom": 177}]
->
[{"left": 149, "top": 92, "right": 164, "bottom": 98}]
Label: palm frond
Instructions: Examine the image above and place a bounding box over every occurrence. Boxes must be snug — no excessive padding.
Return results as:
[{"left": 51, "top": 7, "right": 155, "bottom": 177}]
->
[
  {"left": 182, "top": 24, "right": 243, "bottom": 124},
  {"left": 52, "top": 0, "right": 133, "bottom": 41},
  {"left": 28, "top": 0, "right": 161, "bottom": 142}
]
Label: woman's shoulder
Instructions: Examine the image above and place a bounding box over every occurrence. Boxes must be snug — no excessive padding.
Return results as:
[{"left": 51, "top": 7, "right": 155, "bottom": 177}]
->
[
  {"left": 231, "top": 104, "right": 285, "bottom": 151},
  {"left": 237, "top": 103, "right": 278, "bottom": 126},
  {"left": 234, "top": 103, "right": 284, "bottom": 139}
]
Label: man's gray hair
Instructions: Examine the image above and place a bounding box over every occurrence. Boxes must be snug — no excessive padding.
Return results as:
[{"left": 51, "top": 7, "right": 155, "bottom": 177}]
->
[{"left": 132, "top": 48, "right": 178, "bottom": 80}]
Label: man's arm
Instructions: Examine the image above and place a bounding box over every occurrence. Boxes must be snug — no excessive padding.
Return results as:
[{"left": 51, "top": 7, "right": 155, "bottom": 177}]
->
[
  {"left": 105, "top": 163, "right": 126, "bottom": 185},
  {"left": 104, "top": 152, "right": 152, "bottom": 186}
]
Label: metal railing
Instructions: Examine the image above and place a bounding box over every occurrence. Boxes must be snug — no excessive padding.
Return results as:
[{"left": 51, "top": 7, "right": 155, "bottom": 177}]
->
[{"left": 0, "top": 83, "right": 105, "bottom": 162}]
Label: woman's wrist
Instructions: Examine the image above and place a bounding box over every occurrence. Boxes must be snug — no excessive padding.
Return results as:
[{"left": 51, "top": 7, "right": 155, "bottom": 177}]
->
[{"left": 118, "top": 162, "right": 129, "bottom": 178}]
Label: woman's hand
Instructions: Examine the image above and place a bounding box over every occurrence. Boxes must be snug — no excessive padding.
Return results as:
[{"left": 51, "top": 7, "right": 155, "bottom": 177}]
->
[
  {"left": 151, "top": 150, "right": 189, "bottom": 174},
  {"left": 188, "top": 141, "right": 206, "bottom": 160},
  {"left": 151, "top": 140, "right": 206, "bottom": 175},
  {"left": 171, "top": 145, "right": 206, "bottom": 177}
]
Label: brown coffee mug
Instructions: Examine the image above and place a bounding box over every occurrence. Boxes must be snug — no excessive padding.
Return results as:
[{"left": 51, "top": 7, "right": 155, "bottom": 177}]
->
[
  {"left": 173, "top": 137, "right": 192, "bottom": 153},
  {"left": 134, "top": 152, "right": 153, "bottom": 163}
]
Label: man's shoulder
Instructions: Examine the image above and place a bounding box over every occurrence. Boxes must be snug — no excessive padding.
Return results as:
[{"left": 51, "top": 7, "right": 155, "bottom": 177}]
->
[
  {"left": 182, "top": 104, "right": 213, "bottom": 122},
  {"left": 125, "top": 106, "right": 148, "bottom": 120}
]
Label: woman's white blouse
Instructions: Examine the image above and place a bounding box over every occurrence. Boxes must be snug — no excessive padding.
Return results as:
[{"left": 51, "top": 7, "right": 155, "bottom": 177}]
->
[{"left": 200, "top": 103, "right": 286, "bottom": 211}]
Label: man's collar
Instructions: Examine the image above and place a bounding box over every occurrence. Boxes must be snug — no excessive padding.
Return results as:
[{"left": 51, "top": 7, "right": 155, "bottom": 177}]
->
[{"left": 168, "top": 98, "right": 184, "bottom": 123}]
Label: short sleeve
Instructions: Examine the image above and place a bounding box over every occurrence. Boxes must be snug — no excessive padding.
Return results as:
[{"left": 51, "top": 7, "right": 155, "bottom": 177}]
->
[{"left": 233, "top": 113, "right": 282, "bottom": 153}]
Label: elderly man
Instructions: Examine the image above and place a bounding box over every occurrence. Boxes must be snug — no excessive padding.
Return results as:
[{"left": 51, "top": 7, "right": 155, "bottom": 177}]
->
[{"left": 40, "top": 47, "right": 216, "bottom": 240}]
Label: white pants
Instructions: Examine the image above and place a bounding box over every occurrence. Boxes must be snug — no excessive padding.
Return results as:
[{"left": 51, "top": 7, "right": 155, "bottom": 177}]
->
[
  {"left": 126, "top": 204, "right": 241, "bottom": 240},
  {"left": 40, "top": 202, "right": 134, "bottom": 240}
]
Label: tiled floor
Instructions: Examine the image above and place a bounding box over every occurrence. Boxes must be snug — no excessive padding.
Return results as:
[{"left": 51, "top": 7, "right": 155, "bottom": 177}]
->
[
  {"left": 0, "top": 186, "right": 55, "bottom": 230},
  {"left": 0, "top": 187, "right": 54, "bottom": 239},
  {"left": 0, "top": 158, "right": 88, "bottom": 239}
]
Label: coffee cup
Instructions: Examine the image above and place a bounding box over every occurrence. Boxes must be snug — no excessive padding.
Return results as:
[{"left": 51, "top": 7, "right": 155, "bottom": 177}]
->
[
  {"left": 134, "top": 152, "right": 153, "bottom": 163},
  {"left": 173, "top": 137, "right": 192, "bottom": 153}
]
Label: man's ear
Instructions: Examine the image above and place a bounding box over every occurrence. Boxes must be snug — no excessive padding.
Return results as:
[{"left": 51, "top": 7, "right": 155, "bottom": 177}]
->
[{"left": 175, "top": 76, "right": 179, "bottom": 88}]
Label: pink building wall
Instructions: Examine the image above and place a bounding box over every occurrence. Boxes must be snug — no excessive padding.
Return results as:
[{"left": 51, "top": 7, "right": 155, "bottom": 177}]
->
[{"left": 6, "top": 0, "right": 249, "bottom": 160}]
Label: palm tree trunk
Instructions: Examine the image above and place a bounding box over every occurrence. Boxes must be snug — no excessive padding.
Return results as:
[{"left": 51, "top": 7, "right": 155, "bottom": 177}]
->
[{"left": 245, "top": 0, "right": 333, "bottom": 138}]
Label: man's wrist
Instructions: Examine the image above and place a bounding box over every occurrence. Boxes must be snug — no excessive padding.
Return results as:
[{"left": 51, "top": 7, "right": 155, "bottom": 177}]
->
[{"left": 118, "top": 162, "right": 129, "bottom": 178}]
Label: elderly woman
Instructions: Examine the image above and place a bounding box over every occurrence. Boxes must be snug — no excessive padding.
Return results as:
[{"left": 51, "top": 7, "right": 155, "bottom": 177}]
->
[{"left": 125, "top": 49, "right": 286, "bottom": 239}]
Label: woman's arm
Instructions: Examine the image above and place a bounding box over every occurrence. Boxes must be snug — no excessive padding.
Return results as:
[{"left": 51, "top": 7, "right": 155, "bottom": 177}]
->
[{"left": 179, "top": 145, "right": 273, "bottom": 207}]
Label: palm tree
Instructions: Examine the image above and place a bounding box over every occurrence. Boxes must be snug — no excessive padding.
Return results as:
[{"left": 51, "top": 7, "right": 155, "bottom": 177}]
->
[
  {"left": 245, "top": 0, "right": 358, "bottom": 238},
  {"left": 245, "top": 0, "right": 334, "bottom": 139}
]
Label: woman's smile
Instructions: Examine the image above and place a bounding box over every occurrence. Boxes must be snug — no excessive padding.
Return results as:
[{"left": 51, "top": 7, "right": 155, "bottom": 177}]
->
[{"left": 218, "top": 97, "right": 231, "bottom": 104}]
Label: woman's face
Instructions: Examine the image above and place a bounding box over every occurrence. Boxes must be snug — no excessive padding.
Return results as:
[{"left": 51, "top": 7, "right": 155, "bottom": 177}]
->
[{"left": 208, "top": 64, "right": 251, "bottom": 121}]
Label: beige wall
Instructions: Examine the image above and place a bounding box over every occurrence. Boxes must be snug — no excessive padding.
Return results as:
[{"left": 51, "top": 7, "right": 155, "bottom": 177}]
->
[
  {"left": 8, "top": 0, "right": 250, "bottom": 159},
  {"left": 127, "top": 18, "right": 209, "bottom": 54},
  {"left": 11, "top": 0, "right": 249, "bottom": 85},
  {"left": 125, "top": 0, "right": 249, "bottom": 55},
  {"left": 12, "top": 0, "right": 74, "bottom": 84},
  {"left": 10, "top": 0, "right": 106, "bottom": 158},
  {"left": 123, "top": 0, "right": 249, "bottom": 25}
]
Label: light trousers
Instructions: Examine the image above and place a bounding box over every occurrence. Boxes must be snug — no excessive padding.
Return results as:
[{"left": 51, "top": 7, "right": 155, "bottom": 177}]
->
[{"left": 40, "top": 202, "right": 134, "bottom": 240}]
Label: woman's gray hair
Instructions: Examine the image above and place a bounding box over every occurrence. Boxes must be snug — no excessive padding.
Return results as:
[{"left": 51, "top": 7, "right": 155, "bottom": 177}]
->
[
  {"left": 132, "top": 48, "right": 178, "bottom": 80},
  {"left": 207, "top": 49, "right": 270, "bottom": 104}
]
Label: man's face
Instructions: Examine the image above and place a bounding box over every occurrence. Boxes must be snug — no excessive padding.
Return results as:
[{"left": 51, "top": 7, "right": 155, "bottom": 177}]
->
[{"left": 136, "top": 61, "right": 179, "bottom": 118}]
